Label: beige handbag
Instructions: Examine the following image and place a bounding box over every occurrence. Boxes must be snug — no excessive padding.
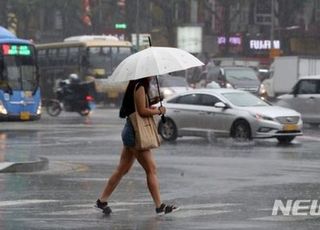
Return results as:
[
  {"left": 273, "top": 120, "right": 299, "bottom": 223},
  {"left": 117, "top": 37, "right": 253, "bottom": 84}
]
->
[{"left": 129, "top": 85, "right": 161, "bottom": 150}]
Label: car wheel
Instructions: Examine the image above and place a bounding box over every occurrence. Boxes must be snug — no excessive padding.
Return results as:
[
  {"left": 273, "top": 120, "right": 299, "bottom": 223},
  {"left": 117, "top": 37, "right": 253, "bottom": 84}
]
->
[
  {"left": 277, "top": 136, "right": 295, "bottom": 144},
  {"left": 158, "top": 118, "right": 178, "bottom": 142},
  {"left": 231, "top": 120, "right": 251, "bottom": 142}
]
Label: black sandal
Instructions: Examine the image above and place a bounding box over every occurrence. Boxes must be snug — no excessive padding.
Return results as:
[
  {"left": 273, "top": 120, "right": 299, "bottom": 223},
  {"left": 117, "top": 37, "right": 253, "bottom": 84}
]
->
[
  {"left": 156, "top": 203, "right": 179, "bottom": 215},
  {"left": 95, "top": 199, "right": 112, "bottom": 215}
]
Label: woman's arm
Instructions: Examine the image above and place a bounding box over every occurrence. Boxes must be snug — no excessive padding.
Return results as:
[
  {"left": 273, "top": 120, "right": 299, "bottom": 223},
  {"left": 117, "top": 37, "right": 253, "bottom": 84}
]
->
[
  {"left": 149, "top": 95, "right": 164, "bottom": 105},
  {"left": 135, "top": 86, "right": 165, "bottom": 117}
]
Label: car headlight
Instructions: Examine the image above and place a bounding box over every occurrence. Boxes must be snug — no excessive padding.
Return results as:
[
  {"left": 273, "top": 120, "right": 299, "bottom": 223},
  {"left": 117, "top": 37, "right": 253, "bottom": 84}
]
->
[
  {"left": 254, "top": 113, "right": 273, "bottom": 121},
  {"left": 162, "top": 88, "right": 174, "bottom": 98},
  {"left": 259, "top": 83, "right": 266, "bottom": 95},
  {"left": 0, "top": 100, "right": 8, "bottom": 115},
  {"left": 226, "top": 83, "right": 234, "bottom": 88}
]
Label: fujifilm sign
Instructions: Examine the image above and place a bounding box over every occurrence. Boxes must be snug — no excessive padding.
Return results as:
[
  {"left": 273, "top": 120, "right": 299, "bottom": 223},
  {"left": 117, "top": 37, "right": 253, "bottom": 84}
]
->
[{"left": 272, "top": 200, "right": 320, "bottom": 216}]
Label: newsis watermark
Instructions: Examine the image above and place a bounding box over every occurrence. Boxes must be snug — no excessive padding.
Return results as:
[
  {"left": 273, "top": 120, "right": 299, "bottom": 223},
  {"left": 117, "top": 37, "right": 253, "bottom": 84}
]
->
[{"left": 272, "top": 199, "right": 320, "bottom": 216}]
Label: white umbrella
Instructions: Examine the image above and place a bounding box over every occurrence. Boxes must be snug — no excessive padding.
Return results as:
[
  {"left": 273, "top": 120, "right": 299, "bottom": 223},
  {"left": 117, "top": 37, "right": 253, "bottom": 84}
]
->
[{"left": 109, "top": 46, "right": 204, "bottom": 82}]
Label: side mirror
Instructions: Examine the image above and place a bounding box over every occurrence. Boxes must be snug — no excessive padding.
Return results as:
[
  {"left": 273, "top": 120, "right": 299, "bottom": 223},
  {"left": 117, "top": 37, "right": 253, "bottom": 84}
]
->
[
  {"left": 291, "top": 88, "right": 298, "bottom": 97},
  {"left": 214, "top": 102, "right": 228, "bottom": 109}
]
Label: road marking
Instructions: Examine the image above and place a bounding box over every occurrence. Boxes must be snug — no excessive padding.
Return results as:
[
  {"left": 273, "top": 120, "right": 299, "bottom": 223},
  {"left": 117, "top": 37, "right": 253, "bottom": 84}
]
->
[
  {"left": 169, "top": 209, "right": 231, "bottom": 218},
  {"left": 28, "top": 201, "right": 239, "bottom": 218},
  {"left": 0, "top": 200, "right": 59, "bottom": 207},
  {"left": 250, "top": 215, "right": 315, "bottom": 222},
  {"left": 60, "top": 177, "right": 108, "bottom": 182},
  {"left": 182, "top": 203, "right": 241, "bottom": 209},
  {"left": 297, "top": 135, "right": 320, "bottom": 142}
]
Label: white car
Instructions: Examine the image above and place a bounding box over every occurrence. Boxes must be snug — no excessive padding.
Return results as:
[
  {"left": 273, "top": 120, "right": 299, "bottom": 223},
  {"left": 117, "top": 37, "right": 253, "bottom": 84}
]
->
[
  {"left": 149, "top": 75, "right": 191, "bottom": 101},
  {"left": 158, "top": 89, "right": 303, "bottom": 144},
  {"left": 276, "top": 75, "right": 320, "bottom": 126}
]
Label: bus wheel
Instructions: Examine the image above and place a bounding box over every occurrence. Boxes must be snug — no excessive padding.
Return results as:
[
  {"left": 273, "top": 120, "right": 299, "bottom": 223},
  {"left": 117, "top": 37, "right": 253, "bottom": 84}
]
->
[{"left": 46, "top": 100, "right": 62, "bottom": 117}]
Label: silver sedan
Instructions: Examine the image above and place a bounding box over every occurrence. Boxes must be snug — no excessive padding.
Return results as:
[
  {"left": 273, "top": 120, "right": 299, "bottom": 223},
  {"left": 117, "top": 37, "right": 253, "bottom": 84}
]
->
[{"left": 158, "top": 89, "right": 303, "bottom": 144}]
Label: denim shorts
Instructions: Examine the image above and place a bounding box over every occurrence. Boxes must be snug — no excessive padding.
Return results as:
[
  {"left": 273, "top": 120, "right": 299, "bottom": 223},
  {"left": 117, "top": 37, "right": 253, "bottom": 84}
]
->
[{"left": 121, "top": 118, "right": 135, "bottom": 147}]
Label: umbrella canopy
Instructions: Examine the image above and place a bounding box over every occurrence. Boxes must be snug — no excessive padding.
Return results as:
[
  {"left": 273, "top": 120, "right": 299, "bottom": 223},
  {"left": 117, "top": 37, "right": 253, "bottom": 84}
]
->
[{"left": 109, "top": 46, "right": 204, "bottom": 82}]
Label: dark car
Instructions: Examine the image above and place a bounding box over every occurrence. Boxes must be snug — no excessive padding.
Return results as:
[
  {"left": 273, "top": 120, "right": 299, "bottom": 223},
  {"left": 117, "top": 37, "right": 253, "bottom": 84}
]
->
[{"left": 205, "top": 66, "right": 260, "bottom": 95}]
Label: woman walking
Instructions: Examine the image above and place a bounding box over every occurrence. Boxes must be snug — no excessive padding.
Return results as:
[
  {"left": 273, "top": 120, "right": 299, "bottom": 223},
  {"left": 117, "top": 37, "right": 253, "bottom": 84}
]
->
[{"left": 96, "top": 76, "right": 179, "bottom": 215}]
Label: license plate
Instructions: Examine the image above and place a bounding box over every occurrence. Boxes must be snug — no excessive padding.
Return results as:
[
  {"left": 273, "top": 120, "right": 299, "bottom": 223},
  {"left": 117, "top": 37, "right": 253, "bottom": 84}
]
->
[
  {"left": 20, "top": 112, "right": 30, "bottom": 120},
  {"left": 283, "top": 124, "right": 298, "bottom": 131}
]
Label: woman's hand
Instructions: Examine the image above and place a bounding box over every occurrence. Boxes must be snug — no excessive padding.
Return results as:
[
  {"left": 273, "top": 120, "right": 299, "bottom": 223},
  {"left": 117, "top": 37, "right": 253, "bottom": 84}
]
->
[
  {"left": 136, "top": 86, "right": 166, "bottom": 117},
  {"left": 158, "top": 106, "right": 166, "bottom": 115}
]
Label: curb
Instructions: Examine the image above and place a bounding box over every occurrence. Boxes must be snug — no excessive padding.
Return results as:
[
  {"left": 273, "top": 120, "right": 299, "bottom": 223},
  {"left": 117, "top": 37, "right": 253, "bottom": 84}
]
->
[{"left": 0, "top": 157, "right": 49, "bottom": 173}]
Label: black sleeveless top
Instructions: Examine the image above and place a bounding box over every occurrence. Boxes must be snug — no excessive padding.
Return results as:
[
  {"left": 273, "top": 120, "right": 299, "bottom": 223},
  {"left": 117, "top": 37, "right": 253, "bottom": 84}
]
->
[{"left": 119, "top": 82, "right": 149, "bottom": 118}]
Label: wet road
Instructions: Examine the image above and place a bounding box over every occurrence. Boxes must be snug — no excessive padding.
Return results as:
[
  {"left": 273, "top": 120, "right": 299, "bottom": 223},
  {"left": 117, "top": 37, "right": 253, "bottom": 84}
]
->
[{"left": 1, "top": 109, "right": 320, "bottom": 229}]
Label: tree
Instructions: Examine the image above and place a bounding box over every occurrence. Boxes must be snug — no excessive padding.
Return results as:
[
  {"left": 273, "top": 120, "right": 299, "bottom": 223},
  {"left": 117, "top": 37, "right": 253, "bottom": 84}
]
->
[
  {"left": 8, "top": 0, "right": 42, "bottom": 38},
  {"left": 151, "top": 0, "right": 182, "bottom": 46},
  {"left": 0, "top": 0, "right": 8, "bottom": 27},
  {"left": 275, "top": 0, "right": 306, "bottom": 28}
]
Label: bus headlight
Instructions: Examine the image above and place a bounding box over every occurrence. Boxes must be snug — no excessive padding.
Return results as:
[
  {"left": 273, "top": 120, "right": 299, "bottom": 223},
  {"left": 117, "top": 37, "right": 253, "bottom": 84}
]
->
[
  {"left": 36, "top": 102, "right": 42, "bottom": 115},
  {"left": 0, "top": 101, "right": 8, "bottom": 115}
]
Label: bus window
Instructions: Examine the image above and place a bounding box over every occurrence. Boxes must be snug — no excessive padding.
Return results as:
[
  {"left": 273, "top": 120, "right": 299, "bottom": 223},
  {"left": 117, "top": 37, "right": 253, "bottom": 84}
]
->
[
  {"left": 0, "top": 56, "right": 3, "bottom": 77},
  {"left": 103, "top": 47, "right": 112, "bottom": 76},
  {"left": 37, "top": 49, "right": 47, "bottom": 66},
  {"left": 21, "top": 65, "right": 37, "bottom": 91},
  {"left": 112, "top": 47, "right": 131, "bottom": 71},
  {"left": 48, "top": 48, "right": 58, "bottom": 66},
  {"left": 0, "top": 56, "right": 9, "bottom": 91},
  {"left": 88, "top": 47, "right": 111, "bottom": 77},
  {"left": 116, "top": 47, "right": 131, "bottom": 67},
  {"left": 68, "top": 47, "right": 79, "bottom": 65},
  {"left": 57, "top": 48, "right": 67, "bottom": 66}
]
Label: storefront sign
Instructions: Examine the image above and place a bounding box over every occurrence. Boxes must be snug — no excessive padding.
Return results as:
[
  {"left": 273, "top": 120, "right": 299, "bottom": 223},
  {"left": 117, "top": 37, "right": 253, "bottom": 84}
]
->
[
  {"left": 217, "top": 36, "right": 241, "bottom": 45},
  {"left": 177, "top": 26, "right": 202, "bottom": 53},
  {"left": 250, "top": 40, "right": 280, "bottom": 50}
]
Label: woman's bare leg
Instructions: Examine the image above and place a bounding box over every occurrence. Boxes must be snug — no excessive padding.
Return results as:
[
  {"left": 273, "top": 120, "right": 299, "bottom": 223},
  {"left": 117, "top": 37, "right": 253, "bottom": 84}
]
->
[
  {"left": 99, "top": 147, "right": 135, "bottom": 201},
  {"left": 134, "top": 150, "right": 161, "bottom": 208}
]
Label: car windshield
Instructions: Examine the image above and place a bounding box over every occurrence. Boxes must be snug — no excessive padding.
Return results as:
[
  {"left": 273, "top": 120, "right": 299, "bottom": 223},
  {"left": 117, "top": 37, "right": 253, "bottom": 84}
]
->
[
  {"left": 222, "top": 92, "right": 268, "bottom": 107},
  {"left": 225, "top": 68, "right": 259, "bottom": 82}
]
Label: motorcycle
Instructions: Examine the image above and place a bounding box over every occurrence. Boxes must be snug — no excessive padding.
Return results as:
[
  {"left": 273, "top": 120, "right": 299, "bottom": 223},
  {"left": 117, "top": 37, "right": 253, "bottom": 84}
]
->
[{"left": 46, "top": 80, "right": 95, "bottom": 117}]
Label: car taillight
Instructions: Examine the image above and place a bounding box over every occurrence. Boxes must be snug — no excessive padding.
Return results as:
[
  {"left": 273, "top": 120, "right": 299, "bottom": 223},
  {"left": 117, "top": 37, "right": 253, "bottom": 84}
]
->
[{"left": 85, "top": 95, "right": 94, "bottom": 101}]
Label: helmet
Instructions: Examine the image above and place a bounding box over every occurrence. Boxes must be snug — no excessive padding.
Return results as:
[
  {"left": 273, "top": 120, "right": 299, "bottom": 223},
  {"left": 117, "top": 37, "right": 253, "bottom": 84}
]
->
[{"left": 68, "top": 73, "right": 79, "bottom": 83}]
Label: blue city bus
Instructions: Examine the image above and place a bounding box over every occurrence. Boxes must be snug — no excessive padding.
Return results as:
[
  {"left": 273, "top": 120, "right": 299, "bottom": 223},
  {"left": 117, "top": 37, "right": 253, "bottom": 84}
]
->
[{"left": 0, "top": 26, "right": 41, "bottom": 120}]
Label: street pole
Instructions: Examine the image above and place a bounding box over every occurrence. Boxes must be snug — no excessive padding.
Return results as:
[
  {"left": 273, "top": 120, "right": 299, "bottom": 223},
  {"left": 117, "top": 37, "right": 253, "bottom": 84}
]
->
[
  {"left": 270, "top": 0, "right": 274, "bottom": 49},
  {"left": 136, "top": 0, "right": 140, "bottom": 50}
]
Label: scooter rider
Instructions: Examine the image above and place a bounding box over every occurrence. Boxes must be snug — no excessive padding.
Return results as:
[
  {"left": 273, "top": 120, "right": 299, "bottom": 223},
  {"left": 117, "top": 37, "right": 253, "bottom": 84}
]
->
[{"left": 59, "top": 73, "right": 81, "bottom": 103}]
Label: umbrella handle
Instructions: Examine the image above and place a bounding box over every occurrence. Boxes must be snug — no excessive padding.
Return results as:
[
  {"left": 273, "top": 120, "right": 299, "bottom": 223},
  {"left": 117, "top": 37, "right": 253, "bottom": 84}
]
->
[
  {"left": 148, "top": 36, "right": 152, "bottom": 46},
  {"left": 155, "top": 75, "right": 166, "bottom": 123},
  {"left": 161, "top": 114, "right": 166, "bottom": 123}
]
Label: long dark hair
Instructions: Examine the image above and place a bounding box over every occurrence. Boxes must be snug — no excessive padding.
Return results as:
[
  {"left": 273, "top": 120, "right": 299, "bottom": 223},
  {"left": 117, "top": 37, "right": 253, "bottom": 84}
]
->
[{"left": 119, "top": 77, "right": 150, "bottom": 118}]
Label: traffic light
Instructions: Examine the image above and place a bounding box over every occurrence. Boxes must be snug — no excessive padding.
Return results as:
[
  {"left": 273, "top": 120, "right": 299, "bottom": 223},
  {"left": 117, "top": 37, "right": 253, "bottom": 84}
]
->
[
  {"left": 117, "top": 0, "right": 126, "bottom": 15},
  {"left": 117, "top": 0, "right": 125, "bottom": 7},
  {"left": 82, "top": 0, "right": 92, "bottom": 27}
]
